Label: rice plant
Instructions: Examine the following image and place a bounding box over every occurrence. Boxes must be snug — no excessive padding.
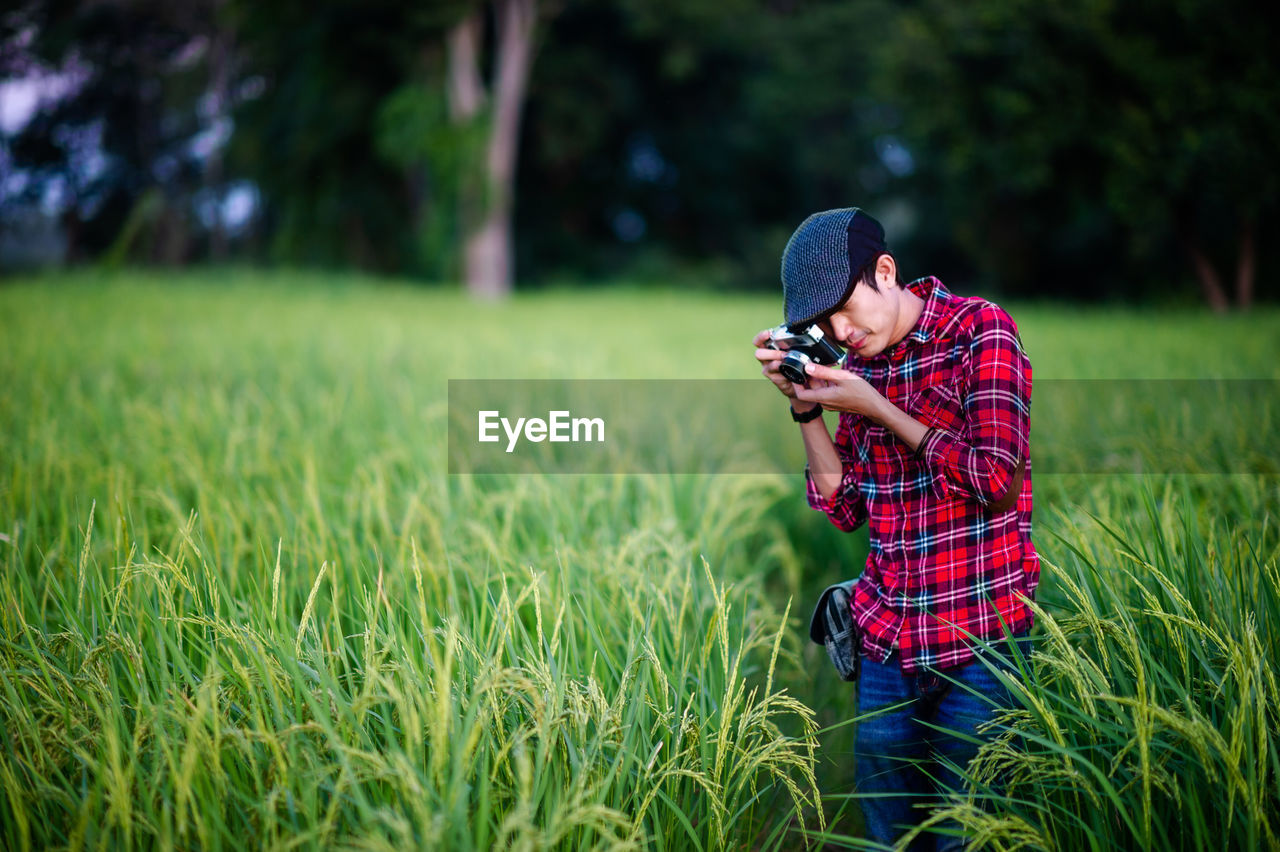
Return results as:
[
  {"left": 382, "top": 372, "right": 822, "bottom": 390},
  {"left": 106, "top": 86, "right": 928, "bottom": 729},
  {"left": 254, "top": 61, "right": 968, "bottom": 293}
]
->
[
  {"left": 2, "top": 269, "right": 1277, "bottom": 849},
  {"left": 892, "top": 478, "right": 1280, "bottom": 852}
]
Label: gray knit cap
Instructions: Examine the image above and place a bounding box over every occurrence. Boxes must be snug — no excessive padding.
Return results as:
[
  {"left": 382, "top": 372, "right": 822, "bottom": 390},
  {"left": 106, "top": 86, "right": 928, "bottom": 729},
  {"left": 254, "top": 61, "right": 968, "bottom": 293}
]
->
[{"left": 781, "top": 207, "right": 887, "bottom": 328}]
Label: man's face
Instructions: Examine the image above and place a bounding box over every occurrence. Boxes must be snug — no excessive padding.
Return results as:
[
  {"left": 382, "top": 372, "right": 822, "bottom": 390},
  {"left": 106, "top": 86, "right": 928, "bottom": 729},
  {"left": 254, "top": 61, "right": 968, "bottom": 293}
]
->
[{"left": 817, "top": 279, "right": 902, "bottom": 360}]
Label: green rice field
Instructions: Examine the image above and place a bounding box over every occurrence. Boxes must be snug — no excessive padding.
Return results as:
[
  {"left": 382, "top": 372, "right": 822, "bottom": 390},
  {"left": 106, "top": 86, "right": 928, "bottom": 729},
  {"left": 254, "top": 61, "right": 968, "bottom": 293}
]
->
[{"left": 2, "top": 269, "right": 1278, "bottom": 850}]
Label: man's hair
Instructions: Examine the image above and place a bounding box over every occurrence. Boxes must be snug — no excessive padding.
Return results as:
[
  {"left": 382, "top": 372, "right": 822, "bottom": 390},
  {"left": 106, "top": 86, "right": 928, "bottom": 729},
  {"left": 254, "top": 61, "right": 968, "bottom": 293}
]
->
[{"left": 855, "top": 251, "right": 905, "bottom": 293}]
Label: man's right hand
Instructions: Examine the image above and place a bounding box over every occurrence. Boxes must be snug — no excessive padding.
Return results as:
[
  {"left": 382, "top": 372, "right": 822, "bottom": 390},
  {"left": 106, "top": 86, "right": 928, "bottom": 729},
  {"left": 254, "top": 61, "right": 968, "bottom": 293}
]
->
[{"left": 752, "top": 329, "right": 819, "bottom": 413}]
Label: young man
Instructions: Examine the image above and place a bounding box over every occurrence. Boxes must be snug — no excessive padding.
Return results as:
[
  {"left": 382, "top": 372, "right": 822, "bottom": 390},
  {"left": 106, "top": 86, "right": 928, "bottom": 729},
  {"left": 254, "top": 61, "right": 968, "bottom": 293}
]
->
[{"left": 753, "top": 208, "right": 1038, "bottom": 851}]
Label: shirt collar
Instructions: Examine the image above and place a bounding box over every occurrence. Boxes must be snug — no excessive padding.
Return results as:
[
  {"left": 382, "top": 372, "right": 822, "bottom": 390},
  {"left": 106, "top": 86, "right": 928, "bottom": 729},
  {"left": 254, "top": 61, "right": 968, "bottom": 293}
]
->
[{"left": 883, "top": 276, "right": 950, "bottom": 355}]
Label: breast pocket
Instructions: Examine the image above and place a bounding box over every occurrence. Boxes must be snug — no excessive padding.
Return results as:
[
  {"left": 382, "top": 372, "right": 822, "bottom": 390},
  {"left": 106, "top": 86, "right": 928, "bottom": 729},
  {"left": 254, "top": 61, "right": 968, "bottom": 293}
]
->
[{"left": 910, "top": 383, "right": 966, "bottom": 435}]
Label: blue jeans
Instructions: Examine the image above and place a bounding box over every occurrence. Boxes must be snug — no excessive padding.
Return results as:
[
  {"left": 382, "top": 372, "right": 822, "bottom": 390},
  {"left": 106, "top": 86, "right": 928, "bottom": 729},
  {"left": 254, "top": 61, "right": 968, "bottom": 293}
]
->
[{"left": 855, "top": 638, "right": 1030, "bottom": 852}]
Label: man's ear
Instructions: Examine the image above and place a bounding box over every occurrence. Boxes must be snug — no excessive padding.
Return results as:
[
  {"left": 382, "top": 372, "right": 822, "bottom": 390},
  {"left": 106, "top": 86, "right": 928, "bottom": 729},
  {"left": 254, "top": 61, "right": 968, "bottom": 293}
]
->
[{"left": 876, "top": 254, "right": 897, "bottom": 288}]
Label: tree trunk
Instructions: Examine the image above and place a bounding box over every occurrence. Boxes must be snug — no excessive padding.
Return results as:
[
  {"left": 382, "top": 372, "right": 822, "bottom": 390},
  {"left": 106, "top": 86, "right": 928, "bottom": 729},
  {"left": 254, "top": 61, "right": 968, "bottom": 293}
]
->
[
  {"left": 464, "top": 215, "right": 511, "bottom": 298},
  {"left": 446, "top": 11, "right": 487, "bottom": 291},
  {"left": 1235, "top": 217, "right": 1255, "bottom": 310},
  {"left": 446, "top": 13, "right": 484, "bottom": 122},
  {"left": 154, "top": 199, "right": 190, "bottom": 265},
  {"left": 1186, "top": 239, "right": 1230, "bottom": 314},
  {"left": 447, "top": 0, "right": 536, "bottom": 300}
]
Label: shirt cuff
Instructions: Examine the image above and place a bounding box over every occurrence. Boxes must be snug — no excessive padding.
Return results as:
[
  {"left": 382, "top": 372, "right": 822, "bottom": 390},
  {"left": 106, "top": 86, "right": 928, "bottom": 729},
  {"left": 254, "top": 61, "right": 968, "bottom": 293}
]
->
[
  {"left": 916, "top": 426, "right": 964, "bottom": 468},
  {"left": 805, "top": 464, "right": 835, "bottom": 512}
]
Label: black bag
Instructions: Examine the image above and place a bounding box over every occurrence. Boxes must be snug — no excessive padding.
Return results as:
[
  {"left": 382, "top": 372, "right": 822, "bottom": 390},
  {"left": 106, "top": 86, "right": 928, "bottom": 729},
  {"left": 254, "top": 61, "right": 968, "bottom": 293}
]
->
[{"left": 808, "top": 580, "right": 861, "bottom": 682}]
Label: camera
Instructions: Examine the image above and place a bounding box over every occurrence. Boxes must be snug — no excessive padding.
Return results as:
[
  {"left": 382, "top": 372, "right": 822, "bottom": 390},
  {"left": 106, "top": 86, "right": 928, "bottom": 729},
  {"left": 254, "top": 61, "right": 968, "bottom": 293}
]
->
[{"left": 766, "top": 324, "right": 844, "bottom": 386}]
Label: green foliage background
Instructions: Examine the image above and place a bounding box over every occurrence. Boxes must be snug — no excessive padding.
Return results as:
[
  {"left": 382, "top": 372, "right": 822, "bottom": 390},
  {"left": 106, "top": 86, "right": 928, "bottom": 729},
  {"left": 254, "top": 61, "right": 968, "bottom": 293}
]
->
[{"left": 7, "top": 0, "right": 1276, "bottom": 300}]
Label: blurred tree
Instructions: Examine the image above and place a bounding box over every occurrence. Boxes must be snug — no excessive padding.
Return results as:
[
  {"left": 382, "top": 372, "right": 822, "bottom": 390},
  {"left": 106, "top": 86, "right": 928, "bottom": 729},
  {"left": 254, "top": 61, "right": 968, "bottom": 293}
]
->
[
  {"left": 202, "top": 0, "right": 234, "bottom": 261},
  {"left": 5, "top": 0, "right": 228, "bottom": 263},
  {"left": 226, "top": 0, "right": 442, "bottom": 272},
  {"left": 518, "top": 0, "right": 765, "bottom": 277},
  {"left": 374, "top": 65, "right": 479, "bottom": 283},
  {"left": 875, "top": 0, "right": 1278, "bottom": 309},
  {"left": 368, "top": 1, "right": 474, "bottom": 282},
  {"left": 7, "top": 0, "right": 1273, "bottom": 306},
  {"left": 233, "top": 0, "right": 544, "bottom": 295},
  {"left": 1094, "top": 0, "right": 1275, "bottom": 310},
  {"left": 516, "top": 0, "right": 908, "bottom": 287},
  {"left": 446, "top": 0, "right": 542, "bottom": 298}
]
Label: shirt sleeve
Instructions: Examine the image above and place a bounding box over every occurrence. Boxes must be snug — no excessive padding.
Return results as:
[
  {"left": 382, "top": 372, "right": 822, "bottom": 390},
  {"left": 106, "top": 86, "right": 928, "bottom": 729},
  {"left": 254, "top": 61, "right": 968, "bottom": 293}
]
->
[
  {"left": 916, "top": 304, "right": 1030, "bottom": 507},
  {"left": 805, "top": 414, "right": 869, "bottom": 531}
]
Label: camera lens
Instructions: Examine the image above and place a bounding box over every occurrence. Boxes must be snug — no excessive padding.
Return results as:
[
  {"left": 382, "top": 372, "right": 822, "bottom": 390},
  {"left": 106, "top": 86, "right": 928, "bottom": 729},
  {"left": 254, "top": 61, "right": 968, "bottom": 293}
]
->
[{"left": 780, "top": 351, "right": 811, "bottom": 385}]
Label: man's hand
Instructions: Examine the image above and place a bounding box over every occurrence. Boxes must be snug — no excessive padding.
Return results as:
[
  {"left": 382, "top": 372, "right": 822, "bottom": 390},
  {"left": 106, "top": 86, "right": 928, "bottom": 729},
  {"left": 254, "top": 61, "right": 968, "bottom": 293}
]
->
[
  {"left": 753, "top": 328, "right": 817, "bottom": 410},
  {"left": 793, "top": 362, "right": 885, "bottom": 417},
  {"left": 798, "top": 363, "right": 931, "bottom": 452}
]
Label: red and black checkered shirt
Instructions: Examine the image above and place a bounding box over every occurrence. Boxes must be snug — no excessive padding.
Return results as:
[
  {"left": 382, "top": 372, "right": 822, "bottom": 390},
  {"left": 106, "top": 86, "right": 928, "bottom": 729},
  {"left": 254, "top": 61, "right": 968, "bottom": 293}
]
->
[{"left": 806, "top": 276, "right": 1039, "bottom": 673}]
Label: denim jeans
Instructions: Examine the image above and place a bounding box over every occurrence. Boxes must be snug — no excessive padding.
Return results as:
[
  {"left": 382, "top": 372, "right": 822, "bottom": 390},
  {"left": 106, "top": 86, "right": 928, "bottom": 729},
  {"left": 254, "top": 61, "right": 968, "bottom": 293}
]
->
[{"left": 854, "top": 638, "right": 1030, "bottom": 852}]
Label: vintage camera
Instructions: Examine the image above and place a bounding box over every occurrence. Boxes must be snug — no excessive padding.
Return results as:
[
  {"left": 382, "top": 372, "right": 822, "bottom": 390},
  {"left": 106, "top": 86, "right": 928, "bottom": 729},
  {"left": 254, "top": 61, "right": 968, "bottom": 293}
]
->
[{"left": 766, "top": 324, "right": 844, "bottom": 386}]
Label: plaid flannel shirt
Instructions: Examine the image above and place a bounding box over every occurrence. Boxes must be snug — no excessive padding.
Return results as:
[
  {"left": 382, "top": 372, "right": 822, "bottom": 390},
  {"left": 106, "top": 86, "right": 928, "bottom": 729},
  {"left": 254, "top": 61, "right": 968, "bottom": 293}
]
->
[{"left": 806, "top": 276, "right": 1039, "bottom": 673}]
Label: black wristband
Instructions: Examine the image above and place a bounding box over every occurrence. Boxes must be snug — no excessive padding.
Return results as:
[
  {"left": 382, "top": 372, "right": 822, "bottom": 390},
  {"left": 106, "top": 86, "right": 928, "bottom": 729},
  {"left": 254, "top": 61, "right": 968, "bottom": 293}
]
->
[{"left": 790, "top": 403, "right": 824, "bottom": 423}]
